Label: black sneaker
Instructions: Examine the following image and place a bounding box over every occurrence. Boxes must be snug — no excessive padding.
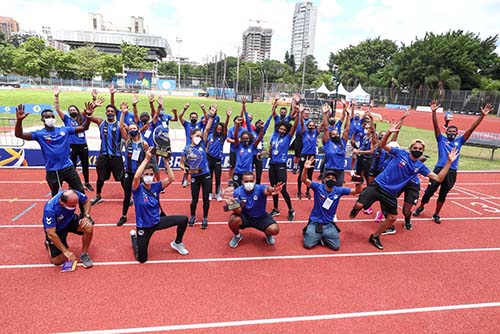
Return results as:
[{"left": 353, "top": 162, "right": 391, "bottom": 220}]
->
[
  {"left": 369, "top": 234, "right": 384, "bottom": 250},
  {"left": 90, "top": 196, "right": 103, "bottom": 206},
  {"left": 432, "top": 214, "right": 441, "bottom": 224},
  {"left": 292, "top": 167, "right": 298, "bottom": 174},
  {"left": 404, "top": 217, "right": 413, "bottom": 230},
  {"left": 305, "top": 192, "right": 311, "bottom": 200},
  {"left": 270, "top": 209, "right": 280, "bottom": 217},
  {"left": 381, "top": 226, "right": 396, "bottom": 235},
  {"left": 84, "top": 182, "right": 94, "bottom": 192},
  {"left": 129, "top": 199, "right": 134, "bottom": 206},
  {"left": 349, "top": 207, "right": 361, "bottom": 219},
  {"left": 288, "top": 209, "right": 295, "bottom": 221},
  {"left": 413, "top": 207, "right": 424, "bottom": 217},
  {"left": 201, "top": 218, "right": 208, "bottom": 229},
  {"left": 188, "top": 216, "right": 196, "bottom": 226},
  {"left": 117, "top": 216, "right": 127, "bottom": 226},
  {"left": 296, "top": 192, "right": 302, "bottom": 199},
  {"left": 80, "top": 252, "right": 93, "bottom": 269}
]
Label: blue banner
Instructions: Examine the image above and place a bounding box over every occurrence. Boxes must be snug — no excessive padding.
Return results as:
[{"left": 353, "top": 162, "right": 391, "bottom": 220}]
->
[
  {"left": 0, "top": 104, "right": 53, "bottom": 114},
  {"left": 157, "top": 79, "right": 177, "bottom": 91}
]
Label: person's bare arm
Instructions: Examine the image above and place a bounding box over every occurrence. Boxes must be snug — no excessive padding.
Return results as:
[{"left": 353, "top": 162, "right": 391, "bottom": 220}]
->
[
  {"left": 430, "top": 100, "right": 441, "bottom": 138},
  {"left": 161, "top": 151, "right": 175, "bottom": 189},
  {"left": 119, "top": 102, "right": 129, "bottom": 140},
  {"left": 14, "top": 104, "right": 33, "bottom": 140},
  {"left": 427, "top": 148, "right": 458, "bottom": 182},
  {"left": 462, "top": 104, "right": 493, "bottom": 141},
  {"left": 322, "top": 104, "right": 330, "bottom": 144},
  {"left": 132, "top": 95, "right": 139, "bottom": 123},
  {"left": 301, "top": 156, "right": 315, "bottom": 187},
  {"left": 53, "top": 87, "right": 65, "bottom": 120},
  {"left": 133, "top": 147, "right": 153, "bottom": 191}
]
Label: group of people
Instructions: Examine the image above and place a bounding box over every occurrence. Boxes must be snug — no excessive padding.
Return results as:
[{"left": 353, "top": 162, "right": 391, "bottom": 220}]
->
[{"left": 14, "top": 86, "right": 493, "bottom": 266}]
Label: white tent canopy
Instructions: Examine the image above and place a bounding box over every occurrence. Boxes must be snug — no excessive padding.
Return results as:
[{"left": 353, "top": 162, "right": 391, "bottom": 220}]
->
[
  {"left": 316, "top": 83, "right": 331, "bottom": 95},
  {"left": 348, "top": 83, "right": 370, "bottom": 103},
  {"left": 336, "top": 83, "right": 350, "bottom": 97}
]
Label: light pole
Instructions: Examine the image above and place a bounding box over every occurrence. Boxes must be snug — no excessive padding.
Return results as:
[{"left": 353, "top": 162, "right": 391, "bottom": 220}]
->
[
  {"left": 176, "top": 37, "right": 182, "bottom": 90},
  {"left": 235, "top": 46, "right": 240, "bottom": 96},
  {"left": 332, "top": 64, "right": 340, "bottom": 113},
  {"left": 248, "top": 68, "right": 252, "bottom": 97}
]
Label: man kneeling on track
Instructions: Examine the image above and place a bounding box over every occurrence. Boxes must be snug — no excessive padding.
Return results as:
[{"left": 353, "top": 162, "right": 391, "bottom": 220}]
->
[
  {"left": 129, "top": 147, "right": 189, "bottom": 263},
  {"left": 226, "top": 172, "right": 283, "bottom": 248},
  {"left": 43, "top": 190, "right": 94, "bottom": 268},
  {"left": 301, "top": 156, "right": 362, "bottom": 250}
]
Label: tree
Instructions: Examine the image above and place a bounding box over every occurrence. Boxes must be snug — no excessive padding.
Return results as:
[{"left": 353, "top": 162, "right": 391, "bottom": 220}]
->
[
  {"left": 71, "top": 45, "right": 102, "bottom": 79},
  {"left": 100, "top": 53, "right": 122, "bottom": 81},
  {"left": 392, "top": 30, "right": 499, "bottom": 90},
  {"left": 0, "top": 44, "right": 16, "bottom": 74},
  {"left": 327, "top": 37, "right": 398, "bottom": 87},
  {"left": 120, "top": 42, "right": 149, "bottom": 69},
  {"left": 158, "top": 61, "right": 177, "bottom": 75},
  {"left": 295, "top": 55, "right": 320, "bottom": 86},
  {"left": 13, "top": 37, "right": 51, "bottom": 77}
]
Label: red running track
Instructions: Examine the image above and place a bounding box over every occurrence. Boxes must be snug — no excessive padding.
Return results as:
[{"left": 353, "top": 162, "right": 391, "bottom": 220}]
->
[{"left": 0, "top": 168, "right": 499, "bottom": 333}]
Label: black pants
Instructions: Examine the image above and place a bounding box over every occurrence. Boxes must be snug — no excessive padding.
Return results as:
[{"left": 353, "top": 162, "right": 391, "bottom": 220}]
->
[
  {"left": 46, "top": 165, "right": 85, "bottom": 214},
  {"left": 421, "top": 168, "right": 457, "bottom": 204},
  {"left": 297, "top": 154, "right": 315, "bottom": 193},
  {"left": 356, "top": 156, "right": 372, "bottom": 185},
  {"left": 70, "top": 143, "right": 90, "bottom": 184},
  {"left": 269, "top": 163, "right": 292, "bottom": 210},
  {"left": 121, "top": 171, "right": 134, "bottom": 216},
  {"left": 96, "top": 154, "right": 124, "bottom": 195},
  {"left": 132, "top": 215, "right": 188, "bottom": 263},
  {"left": 207, "top": 154, "right": 222, "bottom": 194},
  {"left": 190, "top": 173, "right": 211, "bottom": 218},
  {"left": 253, "top": 155, "right": 263, "bottom": 184}
]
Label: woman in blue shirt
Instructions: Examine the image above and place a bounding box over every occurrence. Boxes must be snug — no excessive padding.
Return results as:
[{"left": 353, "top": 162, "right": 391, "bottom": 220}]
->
[
  {"left": 206, "top": 108, "right": 230, "bottom": 201},
  {"left": 180, "top": 107, "right": 214, "bottom": 229},
  {"left": 130, "top": 147, "right": 189, "bottom": 263}
]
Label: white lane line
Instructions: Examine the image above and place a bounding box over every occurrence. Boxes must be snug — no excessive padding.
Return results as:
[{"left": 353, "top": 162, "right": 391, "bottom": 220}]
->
[
  {"left": 56, "top": 301, "right": 500, "bottom": 334},
  {"left": 454, "top": 186, "right": 500, "bottom": 208},
  {"left": 2, "top": 216, "right": 500, "bottom": 228},
  {"left": 3, "top": 247, "right": 500, "bottom": 270},
  {"left": 451, "top": 201, "right": 483, "bottom": 215}
]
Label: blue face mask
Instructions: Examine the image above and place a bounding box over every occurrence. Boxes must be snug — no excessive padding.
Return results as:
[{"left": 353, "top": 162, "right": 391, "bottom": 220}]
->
[{"left": 129, "top": 130, "right": 138, "bottom": 137}]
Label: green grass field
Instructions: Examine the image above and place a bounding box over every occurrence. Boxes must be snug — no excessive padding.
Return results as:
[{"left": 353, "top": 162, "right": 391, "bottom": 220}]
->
[{"left": 1, "top": 88, "right": 499, "bottom": 170}]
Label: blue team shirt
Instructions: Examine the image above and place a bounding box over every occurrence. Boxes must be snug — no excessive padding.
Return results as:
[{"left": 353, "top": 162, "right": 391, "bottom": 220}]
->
[
  {"left": 183, "top": 120, "right": 204, "bottom": 145},
  {"left": 207, "top": 133, "right": 226, "bottom": 159},
  {"left": 116, "top": 110, "right": 135, "bottom": 126},
  {"left": 227, "top": 126, "right": 246, "bottom": 152},
  {"left": 324, "top": 138, "right": 348, "bottom": 170},
  {"left": 31, "top": 126, "right": 75, "bottom": 171},
  {"left": 99, "top": 121, "right": 122, "bottom": 156},
  {"left": 124, "top": 141, "right": 145, "bottom": 173},
  {"left": 436, "top": 134, "right": 465, "bottom": 170},
  {"left": 270, "top": 133, "right": 292, "bottom": 164},
  {"left": 183, "top": 141, "right": 209, "bottom": 177},
  {"left": 349, "top": 118, "right": 363, "bottom": 142},
  {"left": 201, "top": 115, "right": 220, "bottom": 134},
  {"left": 328, "top": 120, "right": 343, "bottom": 134},
  {"left": 309, "top": 182, "right": 351, "bottom": 224},
  {"left": 233, "top": 184, "right": 268, "bottom": 218},
  {"left": 42, "top": 190, "right": 88, "bottom": 231},
  {"left": 153, "top": 113, "right": 173, "bottom": 133},
  {"left": 301, "top": 129, "right": 319, "bottom": 155},
  {"left": 63, "top": 114, "right": 86, "bottom": 145},
  {"left": 375, "top": 147, "right": 431, "bottom": 196},
  {"left": 138, "top": 120, "right": 156, "bottom": 147},
  {"left": 370, "top": 146, "right": 389, "bottom": 172},
  {"left": 234, "top": 143, "right": 258, "bottom": 174},
  {"left": 133, "top": 182, "right": 163, "bottom": 228}
]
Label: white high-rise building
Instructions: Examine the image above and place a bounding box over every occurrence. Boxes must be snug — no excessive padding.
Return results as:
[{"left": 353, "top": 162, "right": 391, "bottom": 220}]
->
[
  {"left": 290, "top": 2, "right": 317, "bottom": 66},
  {"left": 242, "top": 26, "right": 273, "bottom": 63}
]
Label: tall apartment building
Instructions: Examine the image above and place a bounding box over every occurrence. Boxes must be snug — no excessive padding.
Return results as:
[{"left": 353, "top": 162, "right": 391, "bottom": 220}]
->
[
  {"left": 0, "top": 16, "right": 20, "bottom": 40},
  {"left": 290, "top": 2, "right": 317, "bottom": 66},
  {"left": 88, "top": 13, "right": 145, "bottom": 34},
  {"left": 242, "top": 26, "right": 273, "bottom": 63}
]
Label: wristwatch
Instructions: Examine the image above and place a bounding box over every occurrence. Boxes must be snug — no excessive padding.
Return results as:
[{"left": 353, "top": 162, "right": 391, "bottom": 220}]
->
[{"left": 85, "top": 214, "right": 91, "bottom": 219}]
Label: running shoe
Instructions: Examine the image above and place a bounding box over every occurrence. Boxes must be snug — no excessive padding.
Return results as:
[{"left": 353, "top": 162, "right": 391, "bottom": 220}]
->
[
  {"left": 369, "top": 234, "right": 384, "bottom": 250},
  {"left": 413, "top": 207, "right": 424, "bottom": 216},
  {"left": 170, "top": 241, "right": 189, "bottom": 255},
  {"left": 265, "top": 234, "right": 275, "bottom": 245},
  {"left": 80, "top": 252, "right": 93, "bottom": 268},
  {"left": 381, "top": 226, "right": 396, "bottom": 235},
  {"left": 84, "top": 182, "right": 94, "bottom": 192},
  {"left": 229, "top": 234, "right": 243, "bottom": 248}
]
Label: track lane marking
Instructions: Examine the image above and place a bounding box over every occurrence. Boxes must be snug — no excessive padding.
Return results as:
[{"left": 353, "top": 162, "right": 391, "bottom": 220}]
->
[
  {"left": 56, "top": 301, "right": 500, "bottom": 334},
  {"left": 2, "top": 247, "right": 500, "bottom": 270},
  {"left": 451, "top": 201, "right": 483, "bottom": 215}
]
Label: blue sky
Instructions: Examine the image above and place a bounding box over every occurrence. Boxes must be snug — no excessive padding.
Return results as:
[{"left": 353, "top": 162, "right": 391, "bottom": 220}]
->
[{"left": 2, "top": 0, "right": 499, "bottom": 69}]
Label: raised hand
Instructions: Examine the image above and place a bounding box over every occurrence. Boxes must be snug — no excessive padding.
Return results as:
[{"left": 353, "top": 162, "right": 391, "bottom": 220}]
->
[
  {"left": 184, "top": 102, "right": 190, "bottom": 110},
  {"left": 132, "top": 95, "right": 139, "bottom": 106},
  {"left": 388, "top": 119, "right": 401, "bottom": 133},
  {"left": 304, "top": 156, "right": 315, "bottom": 169},
  {"left": 272, "top": 96, "right": 279, "bottom": 108},
  {"left": 109, "top": 84, "right": 115, "bottom": 95},
  {"left": 241, "top": 96, "right": 247, "bottom": 104},
  {"left": 293, "top": 93, "right": 300, "bottom": 104},
  {"left": 209, "top": 105, "right": 217, "bottom": 117},
  {"left": 93, "top": 96, "right": 105, "bottom": 107},
  {"left": 299, "top": 103, "right": 305, "bottom": 113},
  {"left": 429, "top": 100, "right": 440, "bottom": 113},
  {"left": 481, "top": 104, "right": 493, "bottom": 116},
  {"left": 120, "top": 101, "right": 129, "bottom": 112},
  {"left": 226, "top": 107, "right": 232, "bottom": 117},
  {"left": 84, "top": 101, "right": 95, "bottom": 115},
  {"left": 322, "top": 103, "right": 330, "bottom": 114},
  {"left": 448, "top": 147, "right": 459, "bottom": 162},
  {"left": 158, "top": 96, "right": 164, "bottom": 107},
  {"left": 16, "top": 104, "right": 28, "bottom": 121},
  {"left": 91, "top": 88, "right": 98, "bottom": 99},
  {"left": 53, "top": 86, "right": 60, "bottom": 97},
  {"left": 149, "top": 94, "right": 155, "bottom": 103},
  {"left": 145, "top": 147, "right": 154, "bottom": 160}
]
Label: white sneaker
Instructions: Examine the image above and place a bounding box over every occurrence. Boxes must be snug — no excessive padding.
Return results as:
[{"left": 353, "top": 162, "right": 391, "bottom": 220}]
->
[
  {"left": 170, "top": 241, "right": 189, "bottom": 255},
  {"left": 333, "top": 214, "right": 338, "bottom": 223},
  {"left": 208, "top": 193, "right": 213, "bottom": 201},
  {"left": 216, "top": 193, "right": 223, "bottom": 202}
]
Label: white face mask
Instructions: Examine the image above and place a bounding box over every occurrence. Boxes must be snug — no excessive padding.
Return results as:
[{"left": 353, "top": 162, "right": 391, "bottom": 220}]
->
[
  {"left": 192, "top": 137, "right": 202, "bottom": 145},
  {"left": 143, "top": 175, "right": 154, "bottom": 184},
  {"left": 63, "top": 205, "right": 76, "bottom": 211},
  {"left": 243, "top": 182, "right": 255, "bottom": 192},
  {"left": 44, "top": 118, "right": 56, "bottom": 128}
]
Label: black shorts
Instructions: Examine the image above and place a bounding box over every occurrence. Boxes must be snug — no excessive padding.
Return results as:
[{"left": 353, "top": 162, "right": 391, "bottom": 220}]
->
[
  {"left": 45, "top": 215, "right": 83, "bottom": 258},
  {"left": 240, "top": 212, "right": 276, "bottom": 232},
  {"left": 434, "top": 167, "right": 457, "bottom": 191},
  {"left": 357, "top": 182, "right": 398, "bottom": 215},
  {"left": 398, "top": 181, "right": 420, "bottom": 205},
  {"left": 231, "top": 173, "right": 243, "bottom": 187},
  {"left": 368, "top": 168, "right": 383, "bottom": 178},
  {"left": 229, "top": 151, "right": 237, "bottom": 168},
  {"left": 96, "top": 154, "right": 124, "bottom": 182}
]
